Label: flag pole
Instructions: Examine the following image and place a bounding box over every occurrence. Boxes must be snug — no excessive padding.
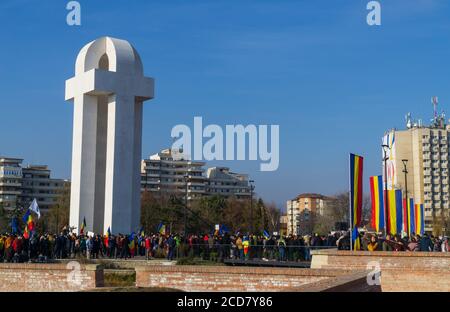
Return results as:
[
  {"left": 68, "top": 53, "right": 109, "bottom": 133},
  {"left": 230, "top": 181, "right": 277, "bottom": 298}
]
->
[{"left": 349, "top": 153, "right": 353, "bottom": 251}]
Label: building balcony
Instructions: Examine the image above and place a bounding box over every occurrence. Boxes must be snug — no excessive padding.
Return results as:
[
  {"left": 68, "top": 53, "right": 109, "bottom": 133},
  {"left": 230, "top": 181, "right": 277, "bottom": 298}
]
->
[
  {"left": 0, "top": 182, "right": 22, "bottom": 187},
  {"left": 0, "top": 190, "right": 21, "bottom": 195},
  {"left": 188, "top": 182, "right": 206, "bottom": 187}
]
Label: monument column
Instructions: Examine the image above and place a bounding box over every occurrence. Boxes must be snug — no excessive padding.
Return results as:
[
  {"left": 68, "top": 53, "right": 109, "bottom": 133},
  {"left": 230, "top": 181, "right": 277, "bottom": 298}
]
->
[
  {"left": 69, "top": 94, "right": 106, "bottom": 234},
  {"left": 103, "top": 93, "right": 138, "bottom": 234},
  {"left": 66, "top": 37, "right": 154, "bottom": 235}
]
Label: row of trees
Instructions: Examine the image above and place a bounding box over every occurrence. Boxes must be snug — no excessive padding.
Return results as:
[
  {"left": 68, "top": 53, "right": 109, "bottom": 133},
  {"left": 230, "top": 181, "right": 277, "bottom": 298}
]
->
[{"left": 141, "top": 191, "right": 281, "bottom": 235}]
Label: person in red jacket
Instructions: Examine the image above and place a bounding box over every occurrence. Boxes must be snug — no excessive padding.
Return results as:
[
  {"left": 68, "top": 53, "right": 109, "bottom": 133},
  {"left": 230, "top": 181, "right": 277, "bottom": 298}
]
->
[
  {"left": 12, "top": 236, "right": 23, "bottom": 255},
  {"left": 145, "top": 236, "right": 151, "bottom": 260}
]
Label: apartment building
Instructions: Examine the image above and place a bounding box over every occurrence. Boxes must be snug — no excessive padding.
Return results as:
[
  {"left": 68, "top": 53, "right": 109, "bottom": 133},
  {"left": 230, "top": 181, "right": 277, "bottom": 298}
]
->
[
  {"left": 21, "top": 165, "right": 66, "bottom": 210},
  {"left": 383, "top": 110, "right": 450, "bottom": 232},
  {"left": 0, "top": 157, "right": 23, "bottom": 209},
  {"left": 141, "top": 149, "right": 252, "bottom": 200},
  {"left": 0, "top": 157, "right": 65, "bottom": 210},
  {"left": 206, "top": 167, "right": 251, "bottom": 199},
  {"left": 286, "top": 193, "right": 334, "bottom": 235}
]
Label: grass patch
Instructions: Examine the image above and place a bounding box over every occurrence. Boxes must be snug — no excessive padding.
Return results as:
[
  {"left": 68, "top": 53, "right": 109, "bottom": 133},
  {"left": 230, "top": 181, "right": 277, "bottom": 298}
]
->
[
  {"left": 103, "top": 271, "right": 136, "bottom": 287},
  {"left": 176, "top": 257, "right": 225, "bottom": 266}
]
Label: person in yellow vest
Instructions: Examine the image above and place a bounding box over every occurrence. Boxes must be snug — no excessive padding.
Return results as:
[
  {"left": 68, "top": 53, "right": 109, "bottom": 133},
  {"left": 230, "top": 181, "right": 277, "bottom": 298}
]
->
[{"left": 242, "top": 236, "right": 250, "bottom": 260}]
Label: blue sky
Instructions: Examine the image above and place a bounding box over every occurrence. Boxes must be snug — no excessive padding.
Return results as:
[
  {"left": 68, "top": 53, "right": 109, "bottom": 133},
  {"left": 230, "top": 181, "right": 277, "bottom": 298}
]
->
[{"left": 1, "top": 0, "right": 450, "bottom": 208}]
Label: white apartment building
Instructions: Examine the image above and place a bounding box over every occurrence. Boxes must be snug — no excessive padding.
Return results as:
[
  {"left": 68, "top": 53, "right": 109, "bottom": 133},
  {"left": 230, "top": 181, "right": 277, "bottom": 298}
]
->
[
  {"left": 141, "top": 149, "right": 251, "bottom": 200},
  {"left": 206, "top": 167, "right": 251, "bottom": 199},
  {"left": 0, "top": 157, "right": 65, "bottom": 210},
  {"left": 141, "top": 149, "right": 207, "bottom": 200},
  {"left": 0, "top": 157, "right": 23, "bottom": 209}
]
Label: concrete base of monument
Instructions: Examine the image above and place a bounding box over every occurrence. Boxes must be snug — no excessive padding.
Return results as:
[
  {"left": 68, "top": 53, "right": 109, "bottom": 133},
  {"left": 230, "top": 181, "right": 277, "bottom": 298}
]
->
[{"left": 311, "top": 249, "right": 450, "bottom": 292}]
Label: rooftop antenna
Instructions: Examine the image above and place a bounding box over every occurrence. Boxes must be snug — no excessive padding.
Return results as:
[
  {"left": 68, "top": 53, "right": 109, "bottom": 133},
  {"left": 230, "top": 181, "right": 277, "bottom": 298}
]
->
[
  {"left": 405, "top": 112, "right": 412, "bottom": 129},
  {"left": 432, "top": 96, "right": 439, "bottom": 120}
]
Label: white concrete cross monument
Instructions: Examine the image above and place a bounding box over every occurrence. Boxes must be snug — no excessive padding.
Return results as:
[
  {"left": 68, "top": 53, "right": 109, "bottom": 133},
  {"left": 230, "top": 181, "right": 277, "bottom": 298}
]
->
[{"left": 65, "top": 37, "right": 154, "bottom": 235}]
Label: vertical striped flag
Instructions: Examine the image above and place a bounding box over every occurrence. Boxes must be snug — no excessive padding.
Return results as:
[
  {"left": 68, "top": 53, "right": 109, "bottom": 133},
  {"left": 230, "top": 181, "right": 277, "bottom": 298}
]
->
[
  {"left": 80, "top": 217, "right": 86, "bottom": 235},
  {"left": 350, "top": 154, "right": 364, "bottom": 227},
  {"left": 402, "top": 198, "right": 415, "bottom": 236},
  {"left": 407, "top": 199, "right": 416, "bottom": 235},
  {"left": 369, "top": 175, "right": 385, "bottom": 232},
  {"left": 415, "top": 204, "right": 425, "bottom": 235},
  {"left": 387, "top": 189, "right": 403, "bottom": 235}
]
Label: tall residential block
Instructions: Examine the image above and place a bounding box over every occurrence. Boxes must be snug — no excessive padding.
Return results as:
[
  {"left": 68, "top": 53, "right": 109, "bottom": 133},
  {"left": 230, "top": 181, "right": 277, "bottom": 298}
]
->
[{"left": 383, "top": 110, "right": 450, "bottom": 232}]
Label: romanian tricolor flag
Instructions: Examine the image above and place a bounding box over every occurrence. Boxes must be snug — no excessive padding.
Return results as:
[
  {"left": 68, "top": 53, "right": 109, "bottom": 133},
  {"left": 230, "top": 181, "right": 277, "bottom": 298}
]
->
[
  {"left": 387, "top": 189, "right": 403, "bottom": 235},
  {"left": 22, "top": 210, "right": 34, "bottom": 232},
  {"left": 404, "top": 198, "right": 415, "bottom": 236},
  {"left": 104, "top": 226, "right": 111, "bottom": 247},
  {"left": 80, "top": 217, "right": 86, "bottom": 235},
  {"left": 369, "top": 175, "right": 385, "bottom": 232},
  {"left": 350, "top": 154, "right": 364, "bottom": 227},
  {"left": 415, "top": 204, "right": 425, "bottom": 235},
  {"left": 128, "top": 233, "right": 136, "bottom": 256}
]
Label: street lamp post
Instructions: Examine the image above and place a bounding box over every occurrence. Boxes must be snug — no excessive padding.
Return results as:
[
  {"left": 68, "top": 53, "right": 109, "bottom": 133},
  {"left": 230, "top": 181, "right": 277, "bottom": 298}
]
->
[
  {"left": 184, "top": 174, "right": 189, "bottom": 241},
  {"left": 382, "top": 144, "right": 390, "bottom": 236},
  {"left": 249, "top": 180, "right": 255, "bottom": 234},
  {"left": 145, "top": 160, "right": 149, "bottom": 191},
  {"left": 402, "top": 159, "right": 409, "bottom": 236}
]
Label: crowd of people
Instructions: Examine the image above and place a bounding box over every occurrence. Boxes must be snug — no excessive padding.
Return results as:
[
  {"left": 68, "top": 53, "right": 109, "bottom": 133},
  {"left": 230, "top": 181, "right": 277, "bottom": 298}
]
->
[
  {"left": 0, "top": 228, "right": 448, "bottom": 263},
  {"left": 358, "top": 232, "right": 449, "bottom": 252}
]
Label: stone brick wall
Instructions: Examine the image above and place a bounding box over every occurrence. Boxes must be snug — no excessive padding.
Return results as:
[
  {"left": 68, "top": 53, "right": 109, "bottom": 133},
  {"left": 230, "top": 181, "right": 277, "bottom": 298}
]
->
[
  {"left": 135, "top": 265, "right": 359, "bottom": 292},
  {"left": 0, "top": 263, "right": 103, "bottom": 292},
  {"left": 311, "top": 250, "right": 450, "bottom": 292}
]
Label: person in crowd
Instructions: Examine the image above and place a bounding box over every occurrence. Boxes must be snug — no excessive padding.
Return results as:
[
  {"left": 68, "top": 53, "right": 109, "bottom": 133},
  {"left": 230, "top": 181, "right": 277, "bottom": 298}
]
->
[{"left": 367, "top": 235, "right": 378, "bottom": 251}]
